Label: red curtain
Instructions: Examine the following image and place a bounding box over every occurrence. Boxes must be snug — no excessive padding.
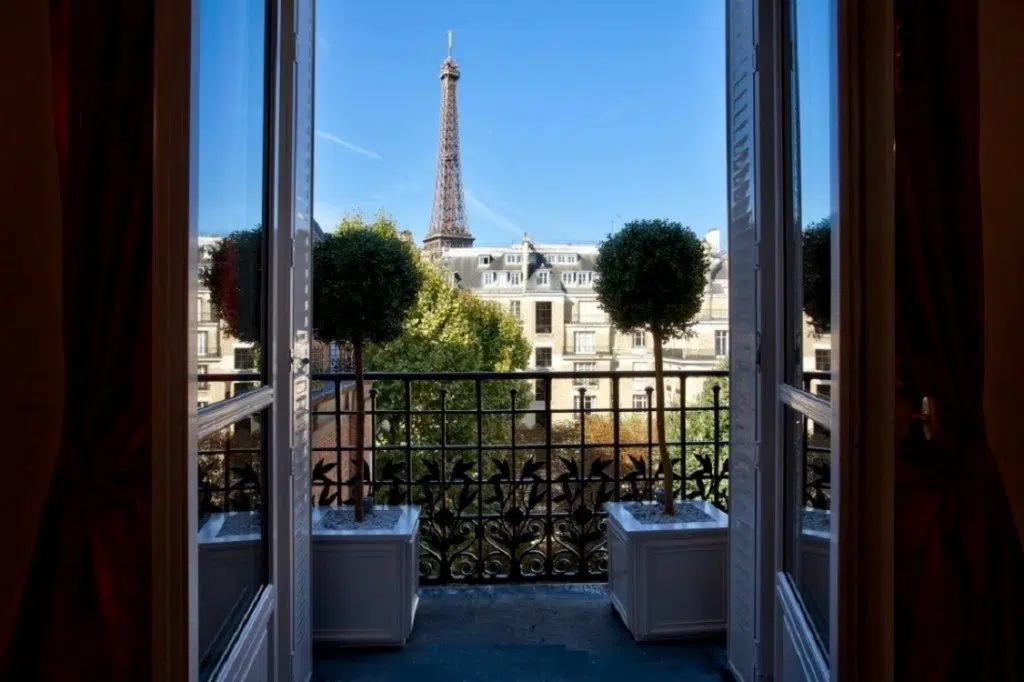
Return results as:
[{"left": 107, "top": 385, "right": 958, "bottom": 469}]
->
[
  {"left": 2, "top": 1, "right": 155, "bottom": 679},
  {"left": 895, "top": 0, "right": 1024, "bottom": 680}
]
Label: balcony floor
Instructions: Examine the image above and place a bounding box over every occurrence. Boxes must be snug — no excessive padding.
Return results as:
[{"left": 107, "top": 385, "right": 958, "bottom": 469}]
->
[{"left": 313, "top": 584, "right": 732, "bottom": 682}]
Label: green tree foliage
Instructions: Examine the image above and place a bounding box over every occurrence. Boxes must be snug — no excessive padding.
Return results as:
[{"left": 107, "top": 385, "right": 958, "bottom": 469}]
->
[
  {"left": 595, "top": 219, "right": 709, "bottom": 514},
  {"left": 313, "top": 220, "right": 423, "bottom": 519},
  {"left": 324, "top": 213, "right": 533, "bottom": 500},
  {"left": 802, "top": 217, "right": 831, "bottom": 335},
  {"left": 679, "top": 362, "right": 730, "bottom": 506},
  {"left": 201, "top": 226, "right": 264, "bottom": 346}
]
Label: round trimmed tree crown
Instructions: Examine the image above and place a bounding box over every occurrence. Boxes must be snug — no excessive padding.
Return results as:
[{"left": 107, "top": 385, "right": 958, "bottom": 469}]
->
[
  {"left": 313, "top": 229, "right": 423, "bottom": 346},
  {"left": 594, "top": 219, "right": 709, "bottom": 339}
]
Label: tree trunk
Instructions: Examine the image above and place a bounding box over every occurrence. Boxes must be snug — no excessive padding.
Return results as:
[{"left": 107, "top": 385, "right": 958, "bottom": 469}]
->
[
  {"left": 353, "top": 338, "right": 366, "bottom": 522},
  {"left": 653, "top": 332, "right": 674, "bottom": 515}
]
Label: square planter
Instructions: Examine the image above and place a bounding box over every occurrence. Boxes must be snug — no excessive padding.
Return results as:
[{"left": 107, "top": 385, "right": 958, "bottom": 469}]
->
[
  {"left": 197, "top": 511, "right": 264, "bottom": 658},
  {"left": 312, "top": 504, "right": 420, "bottom": 647},
  {"left": 798, "top": 507, "right": 831, "bottom": 620},
  {"left": 605, "top": 499, "right": 728, "bottom": 641}
]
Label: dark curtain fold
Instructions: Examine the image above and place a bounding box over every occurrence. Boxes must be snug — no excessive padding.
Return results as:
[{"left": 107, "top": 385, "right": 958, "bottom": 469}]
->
[
  {"left": 4, "top": 1, "right": 155, "bottom": 679},
  {"left": 895, "top": 1, "right": 1024, "bottom": 680}
]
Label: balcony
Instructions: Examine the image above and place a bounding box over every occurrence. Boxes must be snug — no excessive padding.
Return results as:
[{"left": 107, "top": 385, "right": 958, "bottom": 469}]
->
[{"left": 197, "top": 370, "right": 830, "bottom": 677}]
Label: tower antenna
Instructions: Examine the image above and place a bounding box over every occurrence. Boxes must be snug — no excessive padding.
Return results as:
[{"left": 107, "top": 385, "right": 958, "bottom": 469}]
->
[{"left": 447, "top": 30, "right": 453, "bottom": 59}]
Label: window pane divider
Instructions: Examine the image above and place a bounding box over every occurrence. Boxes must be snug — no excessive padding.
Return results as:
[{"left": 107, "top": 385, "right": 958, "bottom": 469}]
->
[
  {"left": 197, "top": 385, "right": 274, "bottom": 440},
  {"left": 778, "top": 383, "right": 832, "bottom": 431}
]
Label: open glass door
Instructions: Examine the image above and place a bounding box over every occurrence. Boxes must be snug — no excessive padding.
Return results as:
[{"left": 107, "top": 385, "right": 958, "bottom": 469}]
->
[{"left": 773, "top": 0, "right": 837, "bottom": 679}]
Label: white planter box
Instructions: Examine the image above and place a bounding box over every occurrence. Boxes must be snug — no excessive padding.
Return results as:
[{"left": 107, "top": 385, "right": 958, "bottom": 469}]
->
[
  {"left": 197, "top": 511, "right": 264, "bottom": 659},
  {"left": 311, "top": 505, "right": 420, "bottom": 647},
  {"left": 605, "top": 500, "right": 728, "bottom": 641}
]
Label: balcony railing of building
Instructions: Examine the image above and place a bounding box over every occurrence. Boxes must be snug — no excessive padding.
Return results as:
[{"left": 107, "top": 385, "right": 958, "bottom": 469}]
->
[
  {"left": 196, "top": 369, "right": 832, "bottom": 585},
  {"left": 662, "top": 346, "right": 726, "bottom": 362}
]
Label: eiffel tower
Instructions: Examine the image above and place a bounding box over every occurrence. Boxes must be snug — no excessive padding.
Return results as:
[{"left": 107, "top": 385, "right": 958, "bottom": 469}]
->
[{"left": 423, "top": 31, "right": 474, "bottom": 253}]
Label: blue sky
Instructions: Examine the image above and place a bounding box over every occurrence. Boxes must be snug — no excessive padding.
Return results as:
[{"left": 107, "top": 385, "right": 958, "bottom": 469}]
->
[{"left": 197, "top": 0, "right": 832, "bottom": 247}]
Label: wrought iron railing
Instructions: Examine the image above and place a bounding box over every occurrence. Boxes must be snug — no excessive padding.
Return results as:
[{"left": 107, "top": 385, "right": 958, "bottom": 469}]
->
[
  {"left": 193, "top": 368, "right": 834, "bottom": 584},
  {"left": 801, "top": 371, "right": 832, "bottom": 509},
  {"left": 310, "top": 369, "right": 730, "bottom": 584}
]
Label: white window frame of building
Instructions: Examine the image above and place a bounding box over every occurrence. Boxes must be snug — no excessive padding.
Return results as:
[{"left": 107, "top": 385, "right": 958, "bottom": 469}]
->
[
  {"left": 632, "top": 393, "right": 649, "bottom": 410},
  {"left": 505, "top": 253, "right": 522, "bottom": 265},
  {"left": 715, "top": 329, "right": 728, "bottom": 357},
  {"left": 535, "top": 301, "right": 552, "bottom": 334},
  {"left": 574, "top": 331, "right": 596, "bottom": 354},
  {"left": 561, "top": 270, "right": 594, "bottom": 287},
  {"left": 815, "top": 348, "right": 831, "bottom": 371},
  {"left": 509, "top": 300, "right": 521, "bottom": 320},
  {"left": 632, "top": 330, "right": 646, "bottom": 349},
  {"left": 234, "top": 346, "right": 255, "bottom": 370},
  {"left": 198, "top": 365, "right": 209, "bottom": 390},
  {"left": 536, "top": 270, "right": 550, "bottom": 286},
  {"left": 573, "top": 393, "right": 596, "bottom": 413},
  {"left": 197, "top": 330, "right": 209, "bottom": 356},
  {"left": 534, "top": 346, "right": 552, "bottom": 368},
  {"left": 482, "top": 271, "right": 497, "bottom": 286},
  {"left": 550, "top": 253, "right": 578, "bottom": 265},
  {"left": 478, "top": 255, "right": 492, "bottom": 267},
  {"left": 483, "top": 271, "right": 522, "bottom": 288},
  {"left": 573, "top": 362, "right": 598, "bottom": 386}
]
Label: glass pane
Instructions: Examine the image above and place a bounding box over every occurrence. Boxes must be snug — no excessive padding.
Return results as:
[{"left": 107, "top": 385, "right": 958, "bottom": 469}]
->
[
  {"left": 197, "top": 411, "right": 269, "bottom": 679},
  {"left": 784, "top": 0, "right": 834, "bottom": 395},
  {"left": 783, "top": 406, "right": 832, "bottom": 651},
  {"left": 196, "top": 0, "right": 270, "bottom": 407}
]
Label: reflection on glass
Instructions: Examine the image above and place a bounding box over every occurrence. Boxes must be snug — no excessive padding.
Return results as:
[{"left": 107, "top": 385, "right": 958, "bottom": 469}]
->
[
  {"left": 195, "top": 0, "right": 269, "bottom": 407},
  {"left": 197, "top": 411, "right": 268, "bottom": 679},
  {"left": 785, "top": 0, "right": 833, "bottom": 396},
  {"left": 785, "top": 408, "right": 832, "bottom": 651}
]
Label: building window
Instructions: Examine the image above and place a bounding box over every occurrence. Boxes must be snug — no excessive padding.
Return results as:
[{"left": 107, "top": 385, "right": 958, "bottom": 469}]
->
[
  {"left": 484, "top": 271, "right": 522, "bottom": 287},
  {"left": 573, "top": 394, "right": 596, "bottom": 413},
  {"left": 536, "top": 271, "right": 550, "bottom": 286},
  {"left": 197, "top": 331, "right": 209, "bottom": 356},
  {"left": 483, "top": 271, "right": 497, "bottom": 286},
  {"left": 234, "top": 347, "right": 255, "bottom": 370},
  {"left": 232, "top": 382, "right": 257, "bottom": 397},
  {"left": 632, "top": 331, "right": 646, "bottom": 348},
  {"left": 534, "top": 378, "right": 547, "bottom": 402},
  {"left": 198, "top": 365, "right": 210, "bottom": 390},
  {"left": 815, "top": 348, "right": 831, "bottom": 371},
  {"left": 715, "top": 330, "right": 728, "bottom": 357},
  {"left": 573, "top": 362, "right": 598, "bottom": 386},
  {"left": 535, "top": 302, "right": 552, "bottom": 334},
  {"left": 549, "top": 253, "right": 578, "bottom": 265},
  {"left": 478, "top": 255, "right": 492, "bottom": 267},
  {"left": 574, "top": 331, "right": 595, "bottom": 354},
  {"left": 535, "top": 347, "right": 552, "bottom": 368},
  {"left": 561, "top": 270, "right": 594, "bottom": 287},
  {"left": 509, "top": 300, "right": 521, "bottom": 319},
  {"left": 632, "top": 393, "right": 650, "bottom": 410},
  {"left": 505, "top": 253, "right": 522, "bottom": 265}
]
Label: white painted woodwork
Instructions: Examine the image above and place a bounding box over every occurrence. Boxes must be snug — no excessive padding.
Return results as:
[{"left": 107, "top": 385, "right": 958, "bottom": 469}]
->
[
  {"left": 776, "top": 577, "right": 829, "bottom": 682},
  {"left": 605, "top": 501, "right": 728, "bottom": 641},
  {"left": 311, "top": 506, "right": 420, "bottom": 647}
]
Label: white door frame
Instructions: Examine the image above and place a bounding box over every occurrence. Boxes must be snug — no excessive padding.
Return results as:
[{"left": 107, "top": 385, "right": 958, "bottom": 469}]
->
[{"left": 152, "top": 0, "right": 308, "bottom": 678}]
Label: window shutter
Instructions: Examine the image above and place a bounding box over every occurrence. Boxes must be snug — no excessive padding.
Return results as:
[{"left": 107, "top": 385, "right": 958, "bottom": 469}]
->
[{"left": 727, "top": 0, "right": 762, "bottom": 681}]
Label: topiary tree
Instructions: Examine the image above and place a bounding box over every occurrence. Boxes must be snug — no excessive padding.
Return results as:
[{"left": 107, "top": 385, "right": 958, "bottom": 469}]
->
[
  {"left": 802, "top": 217, "right": 831, "bottom": 335},
  {"left": 313, "top": 228, "right": 423, "bottom": 520},
  {"left": 201, "top": 226, "right": 264, "bottom": 350},
  {"left": 595, "top": 219, "right": 709, "bottom": 515}
]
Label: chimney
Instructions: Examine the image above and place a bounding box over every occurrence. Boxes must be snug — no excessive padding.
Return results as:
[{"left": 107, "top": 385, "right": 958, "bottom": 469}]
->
[
  {"left": 704, "top": 228, "right": 721, "bottom": 254},
  {"left": 521, "top": 233, "right": 532, "bottom": 289}
]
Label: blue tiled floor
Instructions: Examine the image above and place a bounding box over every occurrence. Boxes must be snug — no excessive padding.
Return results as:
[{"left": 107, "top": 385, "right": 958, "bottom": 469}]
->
[{"left": 313, "top": 584, "right": 733, "bottom": 682}]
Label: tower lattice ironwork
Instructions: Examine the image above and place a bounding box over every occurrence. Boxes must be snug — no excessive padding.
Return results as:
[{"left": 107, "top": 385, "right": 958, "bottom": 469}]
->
[{"left": 424, "top": 31, "right": 474, "bottom": 252}]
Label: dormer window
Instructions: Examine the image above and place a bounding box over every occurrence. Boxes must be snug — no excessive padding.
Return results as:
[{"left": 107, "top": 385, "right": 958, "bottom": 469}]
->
[
  {"left": 478, "top": 255, "right": 492, "bottom": 267},
  {"left": 483, "top": 271, "right": 522, "bottom": 287},
  {"left": 505, "top": 253, "right": 523, "bottom": 265},
  {"left": 549, "top": 253, "right": 578, "bottom": 265},
  {"left": 561, "top": 271, "right": 594, "bottom": 287},
  {"left": 536, "top": 271, "right": 550, "bottom": 286}
]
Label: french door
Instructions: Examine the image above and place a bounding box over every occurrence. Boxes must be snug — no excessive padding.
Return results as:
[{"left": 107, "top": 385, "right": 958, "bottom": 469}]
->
[
  {"left": 726, "top": 1, "right": 892, "bottom": 681},
  {"left": 187, "top": 0, "right": 315, "bottom": 679}
]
